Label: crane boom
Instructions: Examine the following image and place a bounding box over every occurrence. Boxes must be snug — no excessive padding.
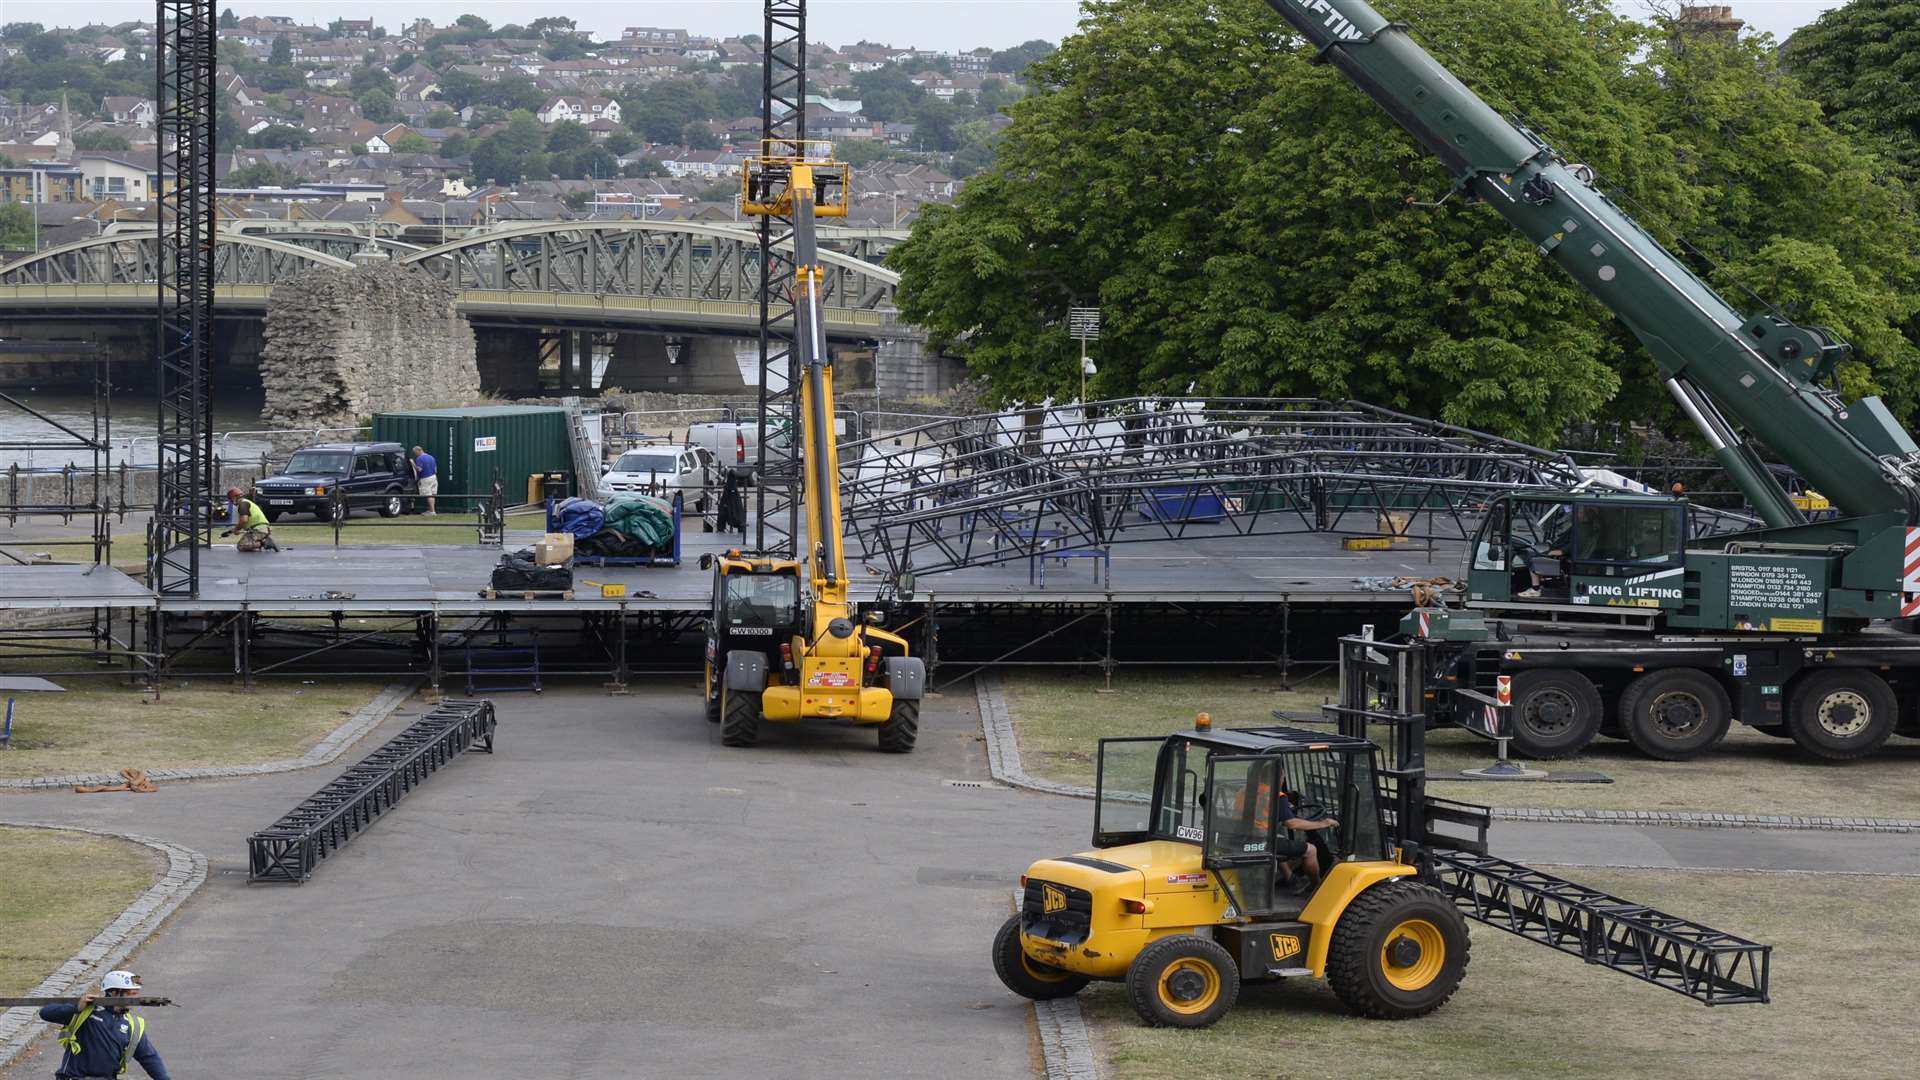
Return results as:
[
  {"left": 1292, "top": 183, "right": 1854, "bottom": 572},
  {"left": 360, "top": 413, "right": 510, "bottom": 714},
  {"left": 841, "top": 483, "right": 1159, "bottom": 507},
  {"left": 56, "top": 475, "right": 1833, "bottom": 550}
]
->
[{"left": 1258, "top": 0, "right": 1920, "bottom": 528}]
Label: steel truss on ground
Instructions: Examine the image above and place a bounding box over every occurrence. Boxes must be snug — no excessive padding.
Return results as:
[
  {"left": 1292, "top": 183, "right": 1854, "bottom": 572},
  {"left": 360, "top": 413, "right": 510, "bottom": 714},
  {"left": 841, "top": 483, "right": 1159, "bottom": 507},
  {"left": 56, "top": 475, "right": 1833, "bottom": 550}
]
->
[
  {"left": 1429, "top": 850, "right": 1770, "bottom": 1005},
  {"left": 753, "top": 1, "right": 807, "bottom": 556},
  {"left": 150, "top": 0, "right": 218, "bottom": 598},
  {"left": 247, "top": 699, "right": 496, "bottom": 883},
  {"left": 838, "top": 397, "right": 1759, "bottom": 581}
]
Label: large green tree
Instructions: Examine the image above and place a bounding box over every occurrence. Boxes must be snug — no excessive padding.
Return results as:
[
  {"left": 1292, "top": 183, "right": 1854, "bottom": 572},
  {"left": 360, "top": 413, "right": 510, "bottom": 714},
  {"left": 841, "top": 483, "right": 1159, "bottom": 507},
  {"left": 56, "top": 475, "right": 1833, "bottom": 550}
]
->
[
  {"left": 891, "top": 0, "right": 1920, "bottom": 444},
  {"left": 1783, "top": 0, "right": 1920, "bottom": 175}
]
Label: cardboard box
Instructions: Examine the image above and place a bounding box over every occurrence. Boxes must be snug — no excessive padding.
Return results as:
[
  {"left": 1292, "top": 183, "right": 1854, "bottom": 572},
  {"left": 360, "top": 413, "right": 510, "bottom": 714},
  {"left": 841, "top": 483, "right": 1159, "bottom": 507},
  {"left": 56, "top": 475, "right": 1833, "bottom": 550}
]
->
[{"left": 534, "top": 532, "right": 574, "bottom": 566}]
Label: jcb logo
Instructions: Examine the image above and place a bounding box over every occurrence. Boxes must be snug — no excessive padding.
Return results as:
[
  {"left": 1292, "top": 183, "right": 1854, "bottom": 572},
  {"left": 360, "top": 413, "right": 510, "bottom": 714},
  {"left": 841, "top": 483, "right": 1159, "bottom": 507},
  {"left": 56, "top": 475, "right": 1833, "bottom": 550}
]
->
[
  {"left": 1042, "top": 885, "right": 1067, "bottom": 914},
  {"left": 1269, "top": 933, "right": 1302, "bottom": 962}
]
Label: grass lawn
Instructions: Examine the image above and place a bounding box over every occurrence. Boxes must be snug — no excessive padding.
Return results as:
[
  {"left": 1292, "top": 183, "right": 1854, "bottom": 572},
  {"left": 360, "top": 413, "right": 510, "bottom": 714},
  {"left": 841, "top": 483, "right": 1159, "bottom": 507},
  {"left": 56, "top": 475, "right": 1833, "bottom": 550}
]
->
[
  {"left": 0, "top": 827, "right": 160, "bottom": 994},
  {"left": 1003, "top": 670, "right": 1920, "bottom": 819},
  {"left": 0, "top": 677, "right": 392, "bottom": 778},
  {"left": 1086, "top": 868, "right": 1918, "bottom": 1080}
]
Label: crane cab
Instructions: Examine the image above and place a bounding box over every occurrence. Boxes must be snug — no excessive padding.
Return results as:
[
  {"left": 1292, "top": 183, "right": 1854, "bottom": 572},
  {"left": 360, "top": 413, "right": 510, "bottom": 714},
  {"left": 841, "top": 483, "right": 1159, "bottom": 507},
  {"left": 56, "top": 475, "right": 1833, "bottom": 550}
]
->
[{"left": 1466, "top": 491, "right": 1688, "bottom": 611}]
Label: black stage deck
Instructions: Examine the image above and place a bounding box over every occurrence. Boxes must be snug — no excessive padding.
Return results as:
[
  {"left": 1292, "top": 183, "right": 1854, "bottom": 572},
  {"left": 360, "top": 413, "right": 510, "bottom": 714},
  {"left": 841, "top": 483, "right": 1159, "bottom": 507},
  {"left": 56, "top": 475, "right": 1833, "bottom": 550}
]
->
[{"left": 0, "top": 530, "right": 1465, "bottom": 615}]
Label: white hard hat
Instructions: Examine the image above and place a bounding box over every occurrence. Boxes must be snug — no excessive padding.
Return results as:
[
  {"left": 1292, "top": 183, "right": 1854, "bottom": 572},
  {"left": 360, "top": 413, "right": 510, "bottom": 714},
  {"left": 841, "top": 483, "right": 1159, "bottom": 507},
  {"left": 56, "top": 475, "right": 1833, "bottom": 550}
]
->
[{"left": 100, "top": 970, "right": 141, "bottom": 992}]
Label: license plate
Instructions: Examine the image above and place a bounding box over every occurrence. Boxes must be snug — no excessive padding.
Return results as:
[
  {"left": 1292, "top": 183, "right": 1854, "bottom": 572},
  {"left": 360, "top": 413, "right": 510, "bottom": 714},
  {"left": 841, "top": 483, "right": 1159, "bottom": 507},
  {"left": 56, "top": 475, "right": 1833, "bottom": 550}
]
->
[{"left": 268, "top": 499, "right": 293, "bottom": 506}]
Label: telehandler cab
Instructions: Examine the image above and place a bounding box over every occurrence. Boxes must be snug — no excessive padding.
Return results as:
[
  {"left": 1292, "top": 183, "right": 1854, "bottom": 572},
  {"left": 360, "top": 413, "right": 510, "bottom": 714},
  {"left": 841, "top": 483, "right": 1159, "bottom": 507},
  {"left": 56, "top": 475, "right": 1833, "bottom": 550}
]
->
[{"left": 995, "top": 635, "right": 1772, "bottom": 1028}]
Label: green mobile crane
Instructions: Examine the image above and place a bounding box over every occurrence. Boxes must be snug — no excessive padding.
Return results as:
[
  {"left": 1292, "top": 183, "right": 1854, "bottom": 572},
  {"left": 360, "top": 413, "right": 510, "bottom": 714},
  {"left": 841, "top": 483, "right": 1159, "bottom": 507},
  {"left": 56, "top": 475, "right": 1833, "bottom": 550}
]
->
[{"left": 1254, "top": 0, "right": 1920, "bottom": 762}]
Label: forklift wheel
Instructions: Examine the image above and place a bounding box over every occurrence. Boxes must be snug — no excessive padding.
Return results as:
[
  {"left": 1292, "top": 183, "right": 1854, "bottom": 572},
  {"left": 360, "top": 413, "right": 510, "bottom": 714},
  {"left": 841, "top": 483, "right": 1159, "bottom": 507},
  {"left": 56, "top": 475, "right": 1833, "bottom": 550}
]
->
[
  {"left": 877, "top": 699, "right": 919, "bottom": 753},
  {"left": 1326, "top": 880, "right": 1469, "bottom": 1020},
  {"left": 720, "top": 685, "right": 760, "bottom": 747},
  {"left": 703, "top": 663, "right": 721, "bottom": 723},
  {"left": 992, "top": 916, "right": 1088, "bottom": 1001},
  {"left": 1124, "top": 935, "right": 1239, "bottom": 1028}
]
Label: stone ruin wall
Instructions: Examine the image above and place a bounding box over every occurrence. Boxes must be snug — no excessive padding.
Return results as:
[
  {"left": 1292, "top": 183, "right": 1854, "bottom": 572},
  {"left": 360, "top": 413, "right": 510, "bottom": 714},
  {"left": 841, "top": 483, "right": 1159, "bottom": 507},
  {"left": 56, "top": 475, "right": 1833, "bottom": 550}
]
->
[{"left": 260, "top": 263, "right": 480, "bottom": 431}]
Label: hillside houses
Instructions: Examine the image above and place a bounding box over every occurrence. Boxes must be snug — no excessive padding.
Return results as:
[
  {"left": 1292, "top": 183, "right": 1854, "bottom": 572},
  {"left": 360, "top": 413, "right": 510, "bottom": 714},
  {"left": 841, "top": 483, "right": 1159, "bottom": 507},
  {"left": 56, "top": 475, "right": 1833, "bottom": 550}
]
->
[{"left": 0, "top": 14, "right": 1023, "bottom": 243}]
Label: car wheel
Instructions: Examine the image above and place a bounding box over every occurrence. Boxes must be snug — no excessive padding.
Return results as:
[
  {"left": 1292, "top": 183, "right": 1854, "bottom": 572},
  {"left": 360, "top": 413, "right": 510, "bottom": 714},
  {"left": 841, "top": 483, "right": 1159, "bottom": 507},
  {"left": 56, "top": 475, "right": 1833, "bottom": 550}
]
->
[{"left": 379, "top": 490, "right": 403, "bottom": 517}]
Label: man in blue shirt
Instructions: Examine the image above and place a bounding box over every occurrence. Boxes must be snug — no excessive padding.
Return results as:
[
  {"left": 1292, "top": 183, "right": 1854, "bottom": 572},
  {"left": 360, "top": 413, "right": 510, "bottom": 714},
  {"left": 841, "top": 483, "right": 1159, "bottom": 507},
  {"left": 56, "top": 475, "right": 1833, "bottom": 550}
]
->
[
  {"left": 410, "top": 445, "right": 439, "bottom": 516},
  {"left": 37, "top": 969, "right": 171, "bottom": 1079}
]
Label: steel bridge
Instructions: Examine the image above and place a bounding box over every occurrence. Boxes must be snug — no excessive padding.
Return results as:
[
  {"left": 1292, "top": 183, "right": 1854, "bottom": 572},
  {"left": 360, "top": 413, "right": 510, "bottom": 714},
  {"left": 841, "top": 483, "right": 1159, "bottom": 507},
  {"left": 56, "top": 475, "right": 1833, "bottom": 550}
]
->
[{"left": 0, "top": 221, "right": 903, "bottom": 341}]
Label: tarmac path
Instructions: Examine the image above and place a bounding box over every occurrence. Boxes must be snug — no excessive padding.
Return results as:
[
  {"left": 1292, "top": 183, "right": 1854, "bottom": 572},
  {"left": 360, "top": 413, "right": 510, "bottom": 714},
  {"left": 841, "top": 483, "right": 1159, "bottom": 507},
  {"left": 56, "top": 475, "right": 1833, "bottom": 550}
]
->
[{"left": 3, "top": 681, "right": 1915, "bottom": 1078}]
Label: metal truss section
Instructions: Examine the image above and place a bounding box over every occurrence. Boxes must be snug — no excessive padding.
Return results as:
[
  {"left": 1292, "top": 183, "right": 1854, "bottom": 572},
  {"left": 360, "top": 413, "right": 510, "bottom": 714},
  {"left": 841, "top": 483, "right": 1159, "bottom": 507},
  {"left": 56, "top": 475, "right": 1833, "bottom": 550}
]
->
[
  {"left": 755, "top": 1, "right": 808, "bottom": 556},
  {"left": 1429, "top": 850, "right": 1770, "bottom": 1005},
  {"left": 247, "top": 699, "right": 496, "bottom": 883},
  {"left": 151, "top": 0, "right": 218, "bottom": 598},
  {"left": 838, "top": 397, "right": 1760, "bottom": 580}
]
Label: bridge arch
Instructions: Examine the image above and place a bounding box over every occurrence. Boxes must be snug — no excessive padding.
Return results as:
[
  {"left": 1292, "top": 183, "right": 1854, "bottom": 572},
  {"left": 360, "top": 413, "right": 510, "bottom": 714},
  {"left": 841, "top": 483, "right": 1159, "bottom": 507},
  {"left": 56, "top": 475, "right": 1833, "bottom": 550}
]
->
[{"left": 0, "top": 229, "right": 353, "bottom": 286}]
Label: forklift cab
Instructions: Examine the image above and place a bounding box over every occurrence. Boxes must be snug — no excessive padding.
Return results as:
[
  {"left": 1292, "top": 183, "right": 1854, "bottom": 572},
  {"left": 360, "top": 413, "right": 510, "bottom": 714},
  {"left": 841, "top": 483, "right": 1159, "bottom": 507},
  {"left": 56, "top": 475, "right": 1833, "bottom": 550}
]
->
[
  {"left": 701, "top": 553, "right": 805, "bottom": 717},
  {"left": 1092, "top": 729, "right": 1393, "bottom": 919},
  {"left": 1468, "top": 492, "right": 1687, "bottom": 609}
]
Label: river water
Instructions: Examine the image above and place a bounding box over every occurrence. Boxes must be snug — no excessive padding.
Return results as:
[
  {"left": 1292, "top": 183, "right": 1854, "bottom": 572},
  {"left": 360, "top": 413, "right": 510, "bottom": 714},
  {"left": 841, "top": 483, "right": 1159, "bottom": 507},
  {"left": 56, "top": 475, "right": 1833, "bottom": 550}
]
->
[{"left": 0, "top": 388, "right": 278, "bottom": 471}]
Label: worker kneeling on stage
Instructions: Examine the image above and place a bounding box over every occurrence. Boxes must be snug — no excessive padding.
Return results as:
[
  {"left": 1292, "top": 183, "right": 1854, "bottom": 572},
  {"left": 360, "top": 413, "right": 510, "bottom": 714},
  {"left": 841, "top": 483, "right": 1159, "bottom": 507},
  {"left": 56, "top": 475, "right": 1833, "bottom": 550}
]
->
[{"left": 223, "top": 486, "right": 280, "bottom": 552}]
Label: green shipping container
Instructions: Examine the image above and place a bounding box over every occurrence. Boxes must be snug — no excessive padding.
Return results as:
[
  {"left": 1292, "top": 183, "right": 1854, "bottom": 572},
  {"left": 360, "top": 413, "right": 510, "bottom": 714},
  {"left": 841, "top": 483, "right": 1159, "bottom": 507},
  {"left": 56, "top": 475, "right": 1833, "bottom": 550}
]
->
[{"left": 372, "top": 406, "right": 572, "bottom": 510}]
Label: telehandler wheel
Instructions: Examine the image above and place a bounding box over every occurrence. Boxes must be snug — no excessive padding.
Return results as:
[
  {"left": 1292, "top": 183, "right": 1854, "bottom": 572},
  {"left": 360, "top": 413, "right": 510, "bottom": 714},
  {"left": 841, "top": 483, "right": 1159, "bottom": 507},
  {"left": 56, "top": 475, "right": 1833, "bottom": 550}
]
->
[
  {"left": 1507, "top": 669, "right": 1603, "bottom": 759},
  {"left": 703, "top": 662, "right": 720, "bottom": 722},
  {"left": 1617, "top": 669, "right": 1731, "bottom": 761},
  {"left": 720, "top": 684, "right": 760, "bottom": 747},
  {"left": 1326, "top": 880, "right": 1470, "bottom": 1020},
  {"left": 992, "top": 916, "right": 1088, "bottom": 1001},
  {"left": 877, "top": 699, "right": 919, "bottom": 753},
  {"left": 1785, "top": 669, "right": 1896, "bottom": 761},
  {"left": 1124, "top": 935, "right": 1239, "bottom": 1029}
]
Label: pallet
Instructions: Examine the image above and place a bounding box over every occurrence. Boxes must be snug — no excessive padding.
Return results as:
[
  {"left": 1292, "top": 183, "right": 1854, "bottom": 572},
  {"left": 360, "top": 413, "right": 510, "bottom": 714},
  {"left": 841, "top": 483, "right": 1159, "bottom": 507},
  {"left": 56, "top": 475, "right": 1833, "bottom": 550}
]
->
[{"left": 478, "top": 588, "right": 574, "bottom": 601}]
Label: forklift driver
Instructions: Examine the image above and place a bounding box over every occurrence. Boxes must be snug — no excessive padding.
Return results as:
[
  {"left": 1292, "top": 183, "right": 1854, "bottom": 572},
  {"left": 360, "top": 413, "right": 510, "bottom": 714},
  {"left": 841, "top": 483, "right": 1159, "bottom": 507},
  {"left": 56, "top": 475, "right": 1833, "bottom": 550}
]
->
[{"left": 1236, "top": 765, "right": 1339, "bottom": 891}]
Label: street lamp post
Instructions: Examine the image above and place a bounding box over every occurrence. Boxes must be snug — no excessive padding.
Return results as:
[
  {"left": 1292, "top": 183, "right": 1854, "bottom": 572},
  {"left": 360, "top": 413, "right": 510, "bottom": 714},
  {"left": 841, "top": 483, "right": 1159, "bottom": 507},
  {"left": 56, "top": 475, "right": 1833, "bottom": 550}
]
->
[{"left": 1068, "top": 306, "right": 1101, "bottom": 405}]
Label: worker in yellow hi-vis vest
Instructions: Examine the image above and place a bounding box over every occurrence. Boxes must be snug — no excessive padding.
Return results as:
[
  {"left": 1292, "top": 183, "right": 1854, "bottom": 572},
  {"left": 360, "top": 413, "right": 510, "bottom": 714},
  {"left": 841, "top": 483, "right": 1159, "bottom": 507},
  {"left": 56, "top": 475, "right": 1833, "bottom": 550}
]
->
[
  {"left": 222, "top": 487, "right": 280, "bottom": 552},
  {"left": 37, "top": 969, "right": 171, "bottom": 1079}
]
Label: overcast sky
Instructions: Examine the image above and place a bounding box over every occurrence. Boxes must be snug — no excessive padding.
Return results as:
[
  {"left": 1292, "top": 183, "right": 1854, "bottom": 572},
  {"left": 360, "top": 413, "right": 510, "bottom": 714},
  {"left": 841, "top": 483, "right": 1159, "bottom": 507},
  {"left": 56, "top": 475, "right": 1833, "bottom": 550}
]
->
[{"left": 0, "top": 1, "right": 1850, "bottom": 51}]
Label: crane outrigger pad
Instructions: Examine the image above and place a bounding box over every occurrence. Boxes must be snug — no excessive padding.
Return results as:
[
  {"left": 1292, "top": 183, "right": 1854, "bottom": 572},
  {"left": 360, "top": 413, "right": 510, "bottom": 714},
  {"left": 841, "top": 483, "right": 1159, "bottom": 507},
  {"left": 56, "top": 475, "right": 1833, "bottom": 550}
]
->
[{"left": 1428, "top": 850, "right": 1770, "bottom": 1005}]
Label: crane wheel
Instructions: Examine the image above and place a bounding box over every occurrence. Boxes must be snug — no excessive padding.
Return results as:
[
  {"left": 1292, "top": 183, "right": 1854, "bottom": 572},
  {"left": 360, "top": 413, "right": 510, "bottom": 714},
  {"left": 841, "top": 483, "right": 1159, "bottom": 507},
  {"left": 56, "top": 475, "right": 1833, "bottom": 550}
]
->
[
  {"left": 1785, "top": 669, "right": 1895, "bottom": 760},
  {"left": 992, "top": 915, "right": 1088, "bottom": 1001},
  {"left": 720, "top": 685, "right": 760, "bottom": 747},
  {"left": 1506, "top": 669, "right": 1603, "bottom": 759},
  {"left": 1123, "top": 934, "right": 1239, "bottom": 1028},
  {"left": 1617, "top": 669, "right": 1731, "bottom": 761},
  {"left": 703, "top": 663, "right": 721, "bottom": 723},
  {"left": 877, "top": 699, "right": 919, "bottom": 754},
  {"left": 1326, "top": 880, "right": 1470, "bottom": 1020}
]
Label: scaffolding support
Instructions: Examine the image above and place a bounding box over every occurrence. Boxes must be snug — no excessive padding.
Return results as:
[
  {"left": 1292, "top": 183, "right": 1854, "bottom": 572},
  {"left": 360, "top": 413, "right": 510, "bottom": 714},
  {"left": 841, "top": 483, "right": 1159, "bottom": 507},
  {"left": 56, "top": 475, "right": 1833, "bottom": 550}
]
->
[
  {"left": 753, "top": 1, "right": 807, "bottom": 557},
  {"left": 150, "top": 0, "right": 218, "bottom": 599}
]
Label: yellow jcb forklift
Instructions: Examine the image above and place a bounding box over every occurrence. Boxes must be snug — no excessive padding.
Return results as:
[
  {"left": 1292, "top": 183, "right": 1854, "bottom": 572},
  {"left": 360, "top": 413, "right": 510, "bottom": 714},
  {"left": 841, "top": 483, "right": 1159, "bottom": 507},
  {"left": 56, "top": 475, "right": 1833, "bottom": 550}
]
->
[
  {"left": 996, "top": 634, "right": 1771, "bottom": 1027},
  {"left": 699, "top": 140, "right": 924, "bottom": 751}
]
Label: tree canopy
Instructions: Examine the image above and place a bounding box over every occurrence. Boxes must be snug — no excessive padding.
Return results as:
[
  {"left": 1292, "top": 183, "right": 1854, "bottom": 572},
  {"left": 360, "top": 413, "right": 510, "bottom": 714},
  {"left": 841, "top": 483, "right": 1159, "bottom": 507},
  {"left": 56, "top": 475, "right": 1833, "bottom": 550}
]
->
[
  {"left": 1783, "top": 0, "right": 1920, "bottom": 176},
  {"left": 890, "top": 0, "right": 1920, "bottom": 445}
]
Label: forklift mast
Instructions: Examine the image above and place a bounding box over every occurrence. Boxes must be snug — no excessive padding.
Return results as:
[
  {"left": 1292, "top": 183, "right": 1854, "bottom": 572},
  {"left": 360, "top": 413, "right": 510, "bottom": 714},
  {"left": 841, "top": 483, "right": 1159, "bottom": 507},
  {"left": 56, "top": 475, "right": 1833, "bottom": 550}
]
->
[
  {"left": 1258, "top": 0, "right": 1920, "bottom": 531},
  {"left": 1319, "top": 634, "right": 1770, "bottom": 1004},
  {"left": 742, "top": 141, "right": 858, "bottom": 633}
]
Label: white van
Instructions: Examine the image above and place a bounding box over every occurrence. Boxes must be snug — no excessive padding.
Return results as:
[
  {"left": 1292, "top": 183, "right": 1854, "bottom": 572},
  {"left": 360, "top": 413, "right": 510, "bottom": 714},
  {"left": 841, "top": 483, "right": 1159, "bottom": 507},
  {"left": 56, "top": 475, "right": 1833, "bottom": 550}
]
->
[{"left": 602, "top": 444, "right": 716, "bottom": 510}]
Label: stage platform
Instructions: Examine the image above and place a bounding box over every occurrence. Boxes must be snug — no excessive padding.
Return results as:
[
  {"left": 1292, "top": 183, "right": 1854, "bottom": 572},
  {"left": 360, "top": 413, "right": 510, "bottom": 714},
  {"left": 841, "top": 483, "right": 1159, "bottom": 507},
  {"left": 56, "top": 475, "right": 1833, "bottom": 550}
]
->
[
  {"left": 0, "top": 528, "right": 1461, "bottom": 615},
  {"left": 0, "top": 563, "right": 154, "bottom": 610},
  {"left": 0, "top": 529, "right": 1466, "bottom": 616}
]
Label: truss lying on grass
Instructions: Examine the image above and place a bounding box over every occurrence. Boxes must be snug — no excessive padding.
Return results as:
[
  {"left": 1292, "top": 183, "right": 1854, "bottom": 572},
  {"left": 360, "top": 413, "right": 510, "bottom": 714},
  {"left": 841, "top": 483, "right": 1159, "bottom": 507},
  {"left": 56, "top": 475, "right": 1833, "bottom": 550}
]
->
[{"left": 838, "top": 397, "right": 1759, "bottom": 580}]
